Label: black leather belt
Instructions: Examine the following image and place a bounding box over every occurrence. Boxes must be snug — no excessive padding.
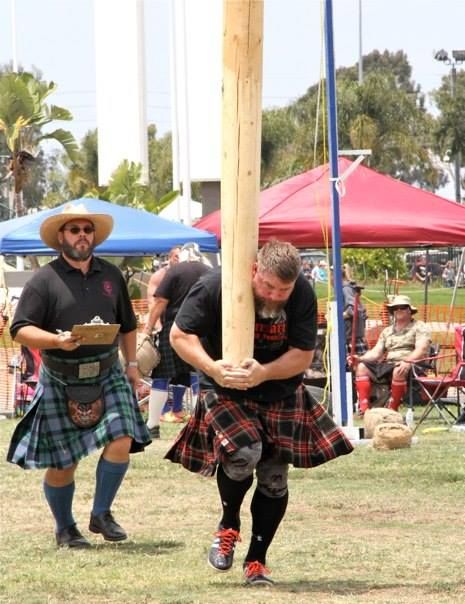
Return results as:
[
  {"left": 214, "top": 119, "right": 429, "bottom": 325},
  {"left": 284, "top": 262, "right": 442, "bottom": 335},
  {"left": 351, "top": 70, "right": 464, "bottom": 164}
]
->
[{"left": 43, "top": 351, "right": 118, "bottom": 379}]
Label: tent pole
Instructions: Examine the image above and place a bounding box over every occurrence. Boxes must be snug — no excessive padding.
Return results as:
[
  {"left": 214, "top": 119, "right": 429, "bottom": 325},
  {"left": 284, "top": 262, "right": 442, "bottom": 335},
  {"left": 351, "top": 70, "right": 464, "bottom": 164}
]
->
[
  {"left": 324, "top": 0, "right": 350, "bottom": 427},
  {"left": 447, "top": 247, "right": 465, "bottom": 328},
  {"left": 423, "top": 249, "right": 429, "bottom": 319}
]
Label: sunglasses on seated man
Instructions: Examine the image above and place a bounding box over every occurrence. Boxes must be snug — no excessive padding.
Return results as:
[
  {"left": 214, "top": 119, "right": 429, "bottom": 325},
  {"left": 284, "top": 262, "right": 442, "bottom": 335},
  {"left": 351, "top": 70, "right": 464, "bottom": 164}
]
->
[{"left": 392, "top": 305, "right": 410, "bottom": 311}]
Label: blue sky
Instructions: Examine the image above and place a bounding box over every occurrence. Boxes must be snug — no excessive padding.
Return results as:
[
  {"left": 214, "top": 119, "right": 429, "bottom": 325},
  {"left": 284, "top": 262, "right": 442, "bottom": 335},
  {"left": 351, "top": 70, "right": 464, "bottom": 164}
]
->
[{"left": 0, "top": 0, "right": 464, "bottom": 190}]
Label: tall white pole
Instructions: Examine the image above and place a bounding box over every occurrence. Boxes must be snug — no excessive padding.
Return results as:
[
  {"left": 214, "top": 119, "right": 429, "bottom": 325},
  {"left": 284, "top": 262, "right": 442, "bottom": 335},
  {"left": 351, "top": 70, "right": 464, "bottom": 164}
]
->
[
  {"left": 169, "top": 0, "right": 181, "bottom": 194},
  {"left": 11, "top": 0, "right": 18, "bottom": 71},
  {"left": 174, "top": 0, "right": 192, "bottom": 225},
  {"left": 358, "top": 0, "right": 363, "bottom": 85}
]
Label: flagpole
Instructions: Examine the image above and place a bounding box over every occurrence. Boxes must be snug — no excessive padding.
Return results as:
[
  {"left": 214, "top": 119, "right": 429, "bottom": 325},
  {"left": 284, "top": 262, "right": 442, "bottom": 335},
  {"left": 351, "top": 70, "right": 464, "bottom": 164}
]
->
[{"left": 324, "top": 0, "right": 350, "bottom": 426}]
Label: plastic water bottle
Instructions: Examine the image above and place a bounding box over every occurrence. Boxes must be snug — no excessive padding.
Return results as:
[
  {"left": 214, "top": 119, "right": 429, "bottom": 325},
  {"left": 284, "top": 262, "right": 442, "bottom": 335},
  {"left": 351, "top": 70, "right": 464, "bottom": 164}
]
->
[{"left": 405, "top": 407, "right": 415, "bottom": 430}]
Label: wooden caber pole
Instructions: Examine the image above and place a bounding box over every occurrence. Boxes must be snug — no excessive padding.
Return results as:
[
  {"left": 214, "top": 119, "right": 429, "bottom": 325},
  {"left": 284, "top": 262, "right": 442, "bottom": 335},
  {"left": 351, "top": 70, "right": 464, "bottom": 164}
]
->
[{"left": 221, "top": 0, "right": 264, "bottom": 364}]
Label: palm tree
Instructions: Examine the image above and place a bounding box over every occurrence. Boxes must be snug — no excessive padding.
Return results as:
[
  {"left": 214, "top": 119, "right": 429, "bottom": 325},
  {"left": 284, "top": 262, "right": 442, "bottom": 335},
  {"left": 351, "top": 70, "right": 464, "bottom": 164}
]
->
[{"left": 0, "top": 71, "right": 78, "bottom": 216}]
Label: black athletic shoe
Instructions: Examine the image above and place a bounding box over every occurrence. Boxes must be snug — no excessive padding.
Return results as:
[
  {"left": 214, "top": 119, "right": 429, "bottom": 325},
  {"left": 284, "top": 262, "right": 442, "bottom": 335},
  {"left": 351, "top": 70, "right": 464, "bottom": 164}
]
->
[
  {"left": 207, "top": 527, "right": 241, "bottom": 571},
  {"left": 243, "top": 560, "right": 274, "bottom": 586}
]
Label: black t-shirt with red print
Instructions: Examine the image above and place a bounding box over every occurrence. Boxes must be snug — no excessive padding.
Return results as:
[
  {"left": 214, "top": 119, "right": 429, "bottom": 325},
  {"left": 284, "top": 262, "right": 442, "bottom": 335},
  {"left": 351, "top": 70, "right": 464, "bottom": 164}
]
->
[
  {"left": 10, "top": 255, "right": 137, "bottom": 358},
  {"left": 174, "top": 268, "right": 317, "bottom": 402}
]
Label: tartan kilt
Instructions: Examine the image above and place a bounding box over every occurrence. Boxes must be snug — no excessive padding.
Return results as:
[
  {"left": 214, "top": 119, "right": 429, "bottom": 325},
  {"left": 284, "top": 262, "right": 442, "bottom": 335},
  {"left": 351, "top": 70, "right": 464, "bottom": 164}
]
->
[
  {"left": 164, "top": 385, "right": 353, "bottom": 476},
  {"left": 152, "top": 319, "right": 193, "bottom": 379},
  {"left": 7, "top": 352, "right": 152, "bottom": 470}
]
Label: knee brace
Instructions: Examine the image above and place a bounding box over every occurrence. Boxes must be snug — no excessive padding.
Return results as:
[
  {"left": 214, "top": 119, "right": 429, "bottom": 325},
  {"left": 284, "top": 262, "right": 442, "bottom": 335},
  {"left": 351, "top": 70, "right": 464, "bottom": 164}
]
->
[
  {"left": 256, "top": 458, "right": 289, "bottom": 498},
  {"left": 222, "top": 442, "right": 262, "bottom": 481}
]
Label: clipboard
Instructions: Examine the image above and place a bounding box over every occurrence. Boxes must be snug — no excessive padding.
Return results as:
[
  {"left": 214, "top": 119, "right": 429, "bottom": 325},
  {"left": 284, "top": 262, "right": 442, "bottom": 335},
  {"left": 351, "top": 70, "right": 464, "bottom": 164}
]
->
[{"left": 71, "top": 323, "right": 121, "bottom": 345}]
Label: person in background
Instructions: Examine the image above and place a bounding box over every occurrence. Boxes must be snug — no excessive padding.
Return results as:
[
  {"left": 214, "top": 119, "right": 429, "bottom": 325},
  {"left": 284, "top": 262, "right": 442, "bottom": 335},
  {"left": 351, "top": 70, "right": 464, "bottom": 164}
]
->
[
  {"left": 441, "top": 261, "right": 455, "bottom": 288},
  {"left": 166, "top": 240, "right": 353, "bottom": 587},
  {"left": 411, "top": 255, "right": 431, "bottom": 284},
  {"left": 146, "top": 246, "right": 181, "bottom": 331},
  {"left": 6, "top": 203, "right": 151, "bottom": 549},
  {"left": 342, "top": 267, "right": 368, "bottom": 356},
  {"left": 301, "top": 259, "right": 313, "bottom": 283},
  {"left": 348, "top": 294, "right": 431, "bottom": 416},
  {"left": 311, "top": 260, "right": 328, "bottom": 284},
  {"left": 142, "top": 242, "right": 211, "bottom": 437}
]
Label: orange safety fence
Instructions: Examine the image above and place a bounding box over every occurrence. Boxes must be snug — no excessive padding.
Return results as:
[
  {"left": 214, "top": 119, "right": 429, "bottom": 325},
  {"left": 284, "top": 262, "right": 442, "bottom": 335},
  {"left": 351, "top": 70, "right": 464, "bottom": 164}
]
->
[
  {"left": 131, "top": 299, "right": 149, "bottom": 327},
  {"left": 0, "top": 312, "right": 21, "bottom": 417},
  {"left": 2, "top": 299, "right": 464, "bottom": 416},
  {"left": 317, "top": 301, "right": 463, "bottom": 376}
]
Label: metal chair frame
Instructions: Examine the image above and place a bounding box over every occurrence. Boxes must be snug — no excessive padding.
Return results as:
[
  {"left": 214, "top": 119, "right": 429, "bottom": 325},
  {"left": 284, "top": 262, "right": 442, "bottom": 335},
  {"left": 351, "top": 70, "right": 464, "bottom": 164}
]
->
[{"left": 411, "top": 327, "right": 465, "bottom": 432}]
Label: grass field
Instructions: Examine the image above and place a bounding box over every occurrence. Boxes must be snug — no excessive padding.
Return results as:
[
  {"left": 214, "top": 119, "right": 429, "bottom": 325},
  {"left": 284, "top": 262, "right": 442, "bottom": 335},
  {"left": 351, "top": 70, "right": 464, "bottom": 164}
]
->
[
  {"left": 1, "top": 412, "right": 465, "bottom": 604},
  {"left": 315, "top": 280, "right": 465, "bottom": 308}
]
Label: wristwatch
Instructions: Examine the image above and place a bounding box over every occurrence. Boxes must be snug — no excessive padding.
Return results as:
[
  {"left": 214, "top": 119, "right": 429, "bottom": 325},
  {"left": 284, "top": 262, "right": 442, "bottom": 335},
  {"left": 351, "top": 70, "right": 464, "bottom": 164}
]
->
[{"left": 126, "top": 361, "right": 138, "bottom": 368}]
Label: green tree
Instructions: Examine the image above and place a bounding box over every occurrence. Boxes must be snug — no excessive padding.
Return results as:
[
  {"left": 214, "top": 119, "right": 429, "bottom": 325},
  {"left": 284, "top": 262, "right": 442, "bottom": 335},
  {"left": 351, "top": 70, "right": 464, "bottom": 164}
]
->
[
  {"left": 261, "top": 50, "right": 445, "bottom": 191},
  {"left": 432, "top": 69, "right": 465, "bottom": 199},
  {"left": 0, "top": 71, "right": 78, "bottom": 216},
  {"left": 147, "top": 124, "right": 175, "bottom": 202},
  {"left": 64, "top": 129, "right": 101, "bottom": 200}
]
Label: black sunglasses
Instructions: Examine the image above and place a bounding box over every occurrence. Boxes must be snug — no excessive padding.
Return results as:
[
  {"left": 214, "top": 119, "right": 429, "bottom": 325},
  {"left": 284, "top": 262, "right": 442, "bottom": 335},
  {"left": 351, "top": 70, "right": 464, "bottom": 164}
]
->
[
  {"left": 62, "top": 225, "right": 95, "bottom": 235},
  {"left": 391, "top": 305, "right": 410, "bottom": 311}
]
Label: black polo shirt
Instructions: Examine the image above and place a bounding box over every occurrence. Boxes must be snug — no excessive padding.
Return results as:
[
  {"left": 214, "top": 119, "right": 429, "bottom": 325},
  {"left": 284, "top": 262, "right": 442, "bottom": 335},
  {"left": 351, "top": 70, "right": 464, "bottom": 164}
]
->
[{"left": 10, "top": 255, "right": 137, "bottom": 358}]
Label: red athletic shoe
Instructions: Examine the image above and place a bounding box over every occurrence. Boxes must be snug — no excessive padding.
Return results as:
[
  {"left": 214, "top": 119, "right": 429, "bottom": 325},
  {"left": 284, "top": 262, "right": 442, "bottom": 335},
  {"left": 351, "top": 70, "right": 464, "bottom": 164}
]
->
[
  {"left": 243, "top": 560, "right": 274, "bottom": 586},
  {"left": 207, "top": 527, "right": 241, "bottom": 571}
]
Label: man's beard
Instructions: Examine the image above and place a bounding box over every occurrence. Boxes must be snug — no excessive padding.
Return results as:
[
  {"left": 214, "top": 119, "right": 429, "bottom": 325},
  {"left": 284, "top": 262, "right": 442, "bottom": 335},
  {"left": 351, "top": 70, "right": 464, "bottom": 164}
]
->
[
  {"left": 62, "top": 240, "right": 95, "bottom": 261},
  {"left": 254, "top": 292, "right": 286, "bottom": 319}
]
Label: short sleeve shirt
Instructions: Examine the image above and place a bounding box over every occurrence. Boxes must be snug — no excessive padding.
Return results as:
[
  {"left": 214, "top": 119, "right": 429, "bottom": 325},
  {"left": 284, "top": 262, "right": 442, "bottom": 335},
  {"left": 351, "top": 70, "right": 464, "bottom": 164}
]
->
[
  {"left": 10, "top": 255, "right": 137, "bottom": 358},
  {"left": 154, "top": 261, "right": 211, "bottom": 321},
  {"left": 378, "top": 320, "right": 432, "bottom": 362},
  {"left": 174, "top": 268, "right": 317, "bottom": 402}
]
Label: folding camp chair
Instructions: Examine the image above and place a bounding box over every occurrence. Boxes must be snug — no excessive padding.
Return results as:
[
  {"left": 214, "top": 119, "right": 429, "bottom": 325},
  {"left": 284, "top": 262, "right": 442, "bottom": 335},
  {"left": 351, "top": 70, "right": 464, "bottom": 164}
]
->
[{"left": 411, "top": 326, "right": 465, "bottom": 431}]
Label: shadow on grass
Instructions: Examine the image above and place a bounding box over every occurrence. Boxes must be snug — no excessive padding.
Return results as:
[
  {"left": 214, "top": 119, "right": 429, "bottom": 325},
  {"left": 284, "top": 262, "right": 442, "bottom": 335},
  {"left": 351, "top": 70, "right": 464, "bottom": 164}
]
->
[
  {"left": 92, "top": 538, "right": 185, "bottom": 555},
  {"left": 210, "top": 577, "right": 464, "bottom": 596}
]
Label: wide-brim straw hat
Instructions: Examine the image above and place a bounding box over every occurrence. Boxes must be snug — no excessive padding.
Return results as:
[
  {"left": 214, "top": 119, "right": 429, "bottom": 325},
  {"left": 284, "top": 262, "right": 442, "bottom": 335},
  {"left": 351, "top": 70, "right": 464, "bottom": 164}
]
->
[
  {"left": 40, "top": 202, "right": 114, "bottom": 251},
  {"left": 386, "top": 294, "right": 417, "bottom": 314}
]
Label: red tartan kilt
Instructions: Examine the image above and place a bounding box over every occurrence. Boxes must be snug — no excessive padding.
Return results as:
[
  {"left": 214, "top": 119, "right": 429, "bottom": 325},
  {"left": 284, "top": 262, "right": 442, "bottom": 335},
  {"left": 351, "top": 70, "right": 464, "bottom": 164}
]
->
[{"left": 165, "top": 385, "right": 353, "bottom": 476}]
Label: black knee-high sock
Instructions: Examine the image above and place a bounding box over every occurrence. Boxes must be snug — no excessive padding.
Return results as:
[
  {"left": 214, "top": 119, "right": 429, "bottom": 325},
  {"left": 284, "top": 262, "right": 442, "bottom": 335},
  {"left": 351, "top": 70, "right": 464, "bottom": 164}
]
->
[
  {"left": 245, "top": 488, "right": 289, "bottom": 564},
  {"left": 216, "top": 464, "right": 253, "bottom": 531}
]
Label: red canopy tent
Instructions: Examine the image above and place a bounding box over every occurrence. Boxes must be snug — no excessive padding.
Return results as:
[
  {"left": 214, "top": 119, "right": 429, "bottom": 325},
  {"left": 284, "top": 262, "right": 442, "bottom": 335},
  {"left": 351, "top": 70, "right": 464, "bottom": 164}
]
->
[{"left": 195, "top": 158, "right": 465, "bottom": 248}]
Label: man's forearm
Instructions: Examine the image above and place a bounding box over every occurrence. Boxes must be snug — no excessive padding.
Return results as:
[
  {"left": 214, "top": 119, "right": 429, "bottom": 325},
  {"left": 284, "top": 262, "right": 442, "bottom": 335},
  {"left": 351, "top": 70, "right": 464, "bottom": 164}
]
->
[
  {"left": 14, "top": 325, "right": 60, "bottom": 349},
  {"left": 170, "top": 325, "right": 216, "bottom": 377},
  {"left": 144, "top": 298, "right": 168, "bottom": 333},
  {"left": 120, "top": 329, "right": 137, "bottom": 363},
  {"left": 261, "top": 348, "right": 314, "bottom": 381}
]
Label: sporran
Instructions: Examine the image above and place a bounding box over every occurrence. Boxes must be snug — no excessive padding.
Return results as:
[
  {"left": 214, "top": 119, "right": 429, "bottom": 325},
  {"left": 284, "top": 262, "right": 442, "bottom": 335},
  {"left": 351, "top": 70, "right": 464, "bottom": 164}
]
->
[{"left": 66, "top": 384, "right": 104, "bottom": 428}]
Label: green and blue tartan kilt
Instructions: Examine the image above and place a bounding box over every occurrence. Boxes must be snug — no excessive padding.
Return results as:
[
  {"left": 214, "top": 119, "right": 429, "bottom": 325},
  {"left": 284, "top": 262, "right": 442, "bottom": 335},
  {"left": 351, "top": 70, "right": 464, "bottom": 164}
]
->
[
  {"left": 165, "top": 385, "right": 353, "bottom": 476},
  {"left": 152, "top": 318, "right": 193, "bottom": 379},
  {"left": 7, "top": 352, "right": 152, "bottom": 470}
]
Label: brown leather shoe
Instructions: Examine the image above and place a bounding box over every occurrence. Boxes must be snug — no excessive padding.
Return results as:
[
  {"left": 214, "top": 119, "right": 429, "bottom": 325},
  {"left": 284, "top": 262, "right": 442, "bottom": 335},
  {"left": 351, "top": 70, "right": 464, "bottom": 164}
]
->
[
  {"left": 89, "top": 511, "right": 127, "bottom": 542},
  {"left": 56, "top": 524, "right": 91, "bottom": 548}
]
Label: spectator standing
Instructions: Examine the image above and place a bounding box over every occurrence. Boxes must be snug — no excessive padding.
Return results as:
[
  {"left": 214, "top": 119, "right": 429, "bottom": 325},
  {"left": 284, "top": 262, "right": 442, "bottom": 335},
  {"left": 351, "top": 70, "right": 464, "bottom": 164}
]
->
[
  {"left": 311, "top": 260, "right": 328, "bottom": 283},
  {"left": 412, "top": 255, "right": 431, "bottom": 284},
  {"left": 441, "top": 261, "right": 455, "bottom": 288},
  {"left": 146, "top": 246, "right": 181, "bottom": 330},
  {"left": 143, "top": 242, "right": 211, "bottom": 437},
  {"left": 342, "top": 273, "right": 368, "bottom": 356}
]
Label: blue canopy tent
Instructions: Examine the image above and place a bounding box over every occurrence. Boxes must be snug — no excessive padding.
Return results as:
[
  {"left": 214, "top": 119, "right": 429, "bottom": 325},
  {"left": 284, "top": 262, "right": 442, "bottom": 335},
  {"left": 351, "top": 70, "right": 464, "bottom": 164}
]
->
[{"left": 0, "top": 198, "right": 218, "bottom": 256}]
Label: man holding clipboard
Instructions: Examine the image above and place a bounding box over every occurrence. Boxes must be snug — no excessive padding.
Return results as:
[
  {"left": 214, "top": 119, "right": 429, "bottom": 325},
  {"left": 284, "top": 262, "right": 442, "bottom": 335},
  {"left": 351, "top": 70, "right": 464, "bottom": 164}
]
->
[{"left": 7, "top": 203, "right": 151, "bottom": 548}]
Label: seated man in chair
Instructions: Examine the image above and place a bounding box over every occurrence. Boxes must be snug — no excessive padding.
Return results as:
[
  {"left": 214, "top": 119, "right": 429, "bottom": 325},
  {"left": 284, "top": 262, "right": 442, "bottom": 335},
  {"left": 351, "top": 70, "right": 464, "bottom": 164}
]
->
[{"left": 348, "top": 295, "right": 431, "bottom": 415}]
